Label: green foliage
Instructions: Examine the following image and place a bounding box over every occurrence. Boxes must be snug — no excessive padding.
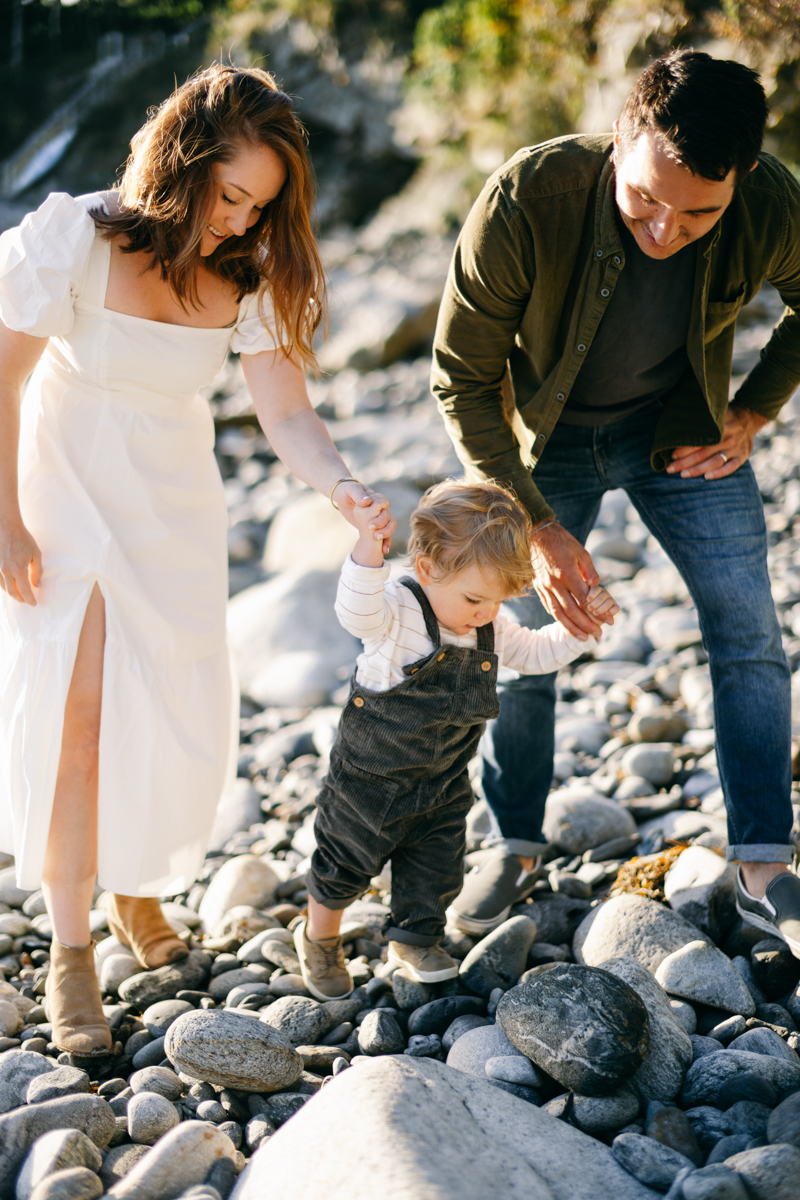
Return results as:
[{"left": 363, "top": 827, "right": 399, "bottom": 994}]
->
[{"left": 410, "top": 0, "right": 611, "bottom": 160}]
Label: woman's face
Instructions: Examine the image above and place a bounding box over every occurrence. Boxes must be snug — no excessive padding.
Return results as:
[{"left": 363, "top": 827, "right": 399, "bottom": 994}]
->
[{"left": 200, "top": 143, "right": 287, "bottom": 257}]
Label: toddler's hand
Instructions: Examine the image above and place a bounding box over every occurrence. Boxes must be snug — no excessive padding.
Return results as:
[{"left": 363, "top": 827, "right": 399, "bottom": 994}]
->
[
  {"left": 584, "top": 583, "right": 619, "bottom": 625},
  {"left": 350, "top": 498, "right": 391, "bottom": 568}
]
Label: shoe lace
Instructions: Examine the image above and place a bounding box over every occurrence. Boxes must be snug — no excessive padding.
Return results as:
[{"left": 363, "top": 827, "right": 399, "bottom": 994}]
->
[{"left": 316, "top": 942, "right": 345, "bottom": 976}]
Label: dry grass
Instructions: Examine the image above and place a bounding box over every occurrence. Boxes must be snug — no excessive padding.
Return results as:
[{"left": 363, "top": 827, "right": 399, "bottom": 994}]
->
[{"left": 608, "top": 843, "right": 689, "bottom": 902}]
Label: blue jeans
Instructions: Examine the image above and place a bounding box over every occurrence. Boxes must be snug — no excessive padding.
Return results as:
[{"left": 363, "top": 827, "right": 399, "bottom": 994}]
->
[{"left": 481, "top": 401, "right": 795, "bottom": 865}]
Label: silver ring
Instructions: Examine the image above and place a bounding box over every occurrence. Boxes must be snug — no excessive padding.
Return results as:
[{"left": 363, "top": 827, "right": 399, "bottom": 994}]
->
[{"left": 719, "top": 453, "right": 728, "bottom": 464}]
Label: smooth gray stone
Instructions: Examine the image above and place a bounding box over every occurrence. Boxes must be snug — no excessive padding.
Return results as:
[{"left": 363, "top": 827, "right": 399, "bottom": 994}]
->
[
  {"left": 244, "top": 1115, "right": 273, "bottom": 1153},
  {"left": 446, "top": 1021, "right": 527, "bottom": 1079},
  {"left": 681, "top": 1049, "right": 800, "bottom": 1107},
  {"left": 572, "top": 1089, "right": 640, "bottom": 1134},
  {"left": 601, "top": 958, "right": 693, "bottom": 1101},
  {"left": 706, "top": 1135, "right": 750, "bottom": 1165},
  {"left": 441, "top": 1014, "right": 489, "bottom": 1053},
  {"left": 755, "top": 1002, "right": 797, "bottom": 1032},
  {"left": 684, "top": 1106, "right": 731, "bottom": 1152},
  {"left": 0, "top": 1095, "right": 115, "bottom": 1200},
  {"left": 766, "top": 1090, "right": 800, "bottom": 1149},
  {"left": 731, "top": 958, "right": 765, "bottom": 1009},
  {"left": 708, "top": 1017, "right": 746, "bottom": 1045},
  {"left": 655, "top": 942, "right": 756, "bottom": 1017},
  {"left": 682, "top": 1165, "right": 749, "bottom": 1200},
  {"left": 390, "top": 971, "right": 432, "bottom": 1012},
  {"left": 236, "top": 929, "right": 291, "bottom": 965},
  {"left": 611, "top": 1132, "right": 696, "bottom": 1190},
  {"left": 543, "top": 789, "right": 636, "bottom": 855},
  {"left": 140, "top": 1002, "right": 194, "bottom": 1039},
  {"left": 16, "top": 1129, "right": 102, "bottom": 1200},
  {"left": 725, "top": 1100, "right": 770, "bottom": 1140},
  {"left": 403, "top": 1034, "right": 443, "bottom": 1059},
  {"left": 484, "top": 1056, "right": 543, "bottom": 1088},
  {"left": 105, "top": 1123, "right": 237, "bottom": 1199},
  {"left": 131, "top": 1040, "right": 167, "bottom": 1071},
  {"left": 525, "top": 896, "right": 591, "bottom": 945},
  {"left": 28, "top": 1168, "right": 102, "bottom": 1200},
  {"left": 126, "top": 1093, "right": 179, "bottom": 1146},
  {"left": 723, "top": 1144, "right": 800, "bottom": 1200},
  {"left": 165, "top": 1009, "right": 303, "bottom": 1093},
  {"left": 128, "top": 1068, "right": 182, "bottom": 1102},
  {"left": 357, "top": 1010, "right": 405, "bottom": 1056},
  {"left": 208, "top": 969, "right": 271, "bottom": 1004},
  {"left": 196, "top": 1101, "right": 227, "bottom": 1124},
  {"left": 225, "top": 984, "right": 272, "bottom": 1011},
  {"left": 690, "top": 1035, "right": 724, "bottom": 1062},
  {"left": 407, "top": 996, "right": 485, "bottom": 1037},
  {"left": 232, "top": 1056, "right": 659, "bottom": 1200},
  {"left": 458, "top": 917, "right": 538, "bottom": 998},
  {"left": 669, "top": 1001, "right": 697, "bottom": 1035},
  {"left": 727, "top": 1027, "right": 800, "bottom": 1063},
  {"left": 25, "top": 1069, "right": 89, "bottom": 1106},
  {"left": 574, "top": 895, "right": 713, "bottom": 973},
  {"left": 497, "top": 965, "right": 649, "bottom": 1096},
  {"left": 0, "top": 1051, "right": 58, "bottom": 1114},
  {"left": 118, "top": 951, "right": 212, "bottom": 1009},
  {"left": 98, "top": 1147, "right": 150, "bottom": 1189},
  {"left": 258, "top": 996, "right": 335, "bottom": 1046}
]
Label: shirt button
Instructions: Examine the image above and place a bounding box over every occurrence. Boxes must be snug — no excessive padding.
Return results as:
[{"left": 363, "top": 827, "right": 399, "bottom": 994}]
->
[
  {"left": 353, "top": 696, "right": 365, "bottom": 707},
  {"left": 600, "top": 288, "right": 610, "bottom": 297},
  {"left": 556, "top": 392, "right": 565, "bottom": 401},
  {"left": 437, "top": 652, "right": 445, "bottom": 662},
  {"left": 481, "top": 661, "right": 492, "bottom": 672},
  {"left": 577, "top": 343, "right": 586, "bottom": 352},
  {"left": 613, "top": 255, "right": 621, "bottom": 265},
  {"left": 595, "top": 249, "right": 603, "bottom": 258},
  {"left": 538, "top": 432, "right": 547, "bottom": 441}
]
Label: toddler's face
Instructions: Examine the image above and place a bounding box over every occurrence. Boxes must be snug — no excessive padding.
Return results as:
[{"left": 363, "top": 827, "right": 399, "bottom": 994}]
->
[{"left": 415, "top": 558, "right": 512, "bottom": 636}]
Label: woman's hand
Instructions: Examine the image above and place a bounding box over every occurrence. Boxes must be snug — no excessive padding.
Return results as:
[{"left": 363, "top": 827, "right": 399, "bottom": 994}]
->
[
  {"left": 334, "top": 481, "right": 396, "bottom": 555},
  {"left": 0, "top": 518, "right": 42, "bottom": 605}
]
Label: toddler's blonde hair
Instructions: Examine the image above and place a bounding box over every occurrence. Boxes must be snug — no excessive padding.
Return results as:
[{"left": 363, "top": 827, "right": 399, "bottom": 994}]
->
[{"left": 408, "top": 479, "right": 534, "bottom": 595}]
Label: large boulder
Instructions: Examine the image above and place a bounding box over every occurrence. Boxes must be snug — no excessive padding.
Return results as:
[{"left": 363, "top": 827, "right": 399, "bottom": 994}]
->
[
  {"left": 229, "top": 1056, "right": 660, "bottom": 1200},
  {"left": 164, "top": 1009, "right": 303, "bottom": 1093},
  {"left": 227, "top": 569, "right": 361, "bottom": 707},
  {"left": 496, "top": 964, "right": 650, "bottom": 1097},
  {"left": 574, "top": 894, "right": 713, "bottom": 973}
]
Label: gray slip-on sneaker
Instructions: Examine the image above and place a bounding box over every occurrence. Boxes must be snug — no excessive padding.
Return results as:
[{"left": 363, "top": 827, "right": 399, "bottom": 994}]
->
[
  {"left": 446, "top": 849, "right": 542, "bottom": 935},
  {"left": 387, "top": 941, "right": 458, "bottom": 983},
  {"left": 735, "top": 866, "right": 800, "bottom": 958}
]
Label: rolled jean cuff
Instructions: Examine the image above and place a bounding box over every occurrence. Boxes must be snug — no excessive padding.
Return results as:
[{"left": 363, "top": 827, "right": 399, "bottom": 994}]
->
[
  {"left": 385, "top": 926, "right": 441, "bottom": 947},
  {"left": 725, "top": 843, "right": 795, "bottom": 864},
  {"left": 484, "top": 835, "right": 549, "bottom": 858}
]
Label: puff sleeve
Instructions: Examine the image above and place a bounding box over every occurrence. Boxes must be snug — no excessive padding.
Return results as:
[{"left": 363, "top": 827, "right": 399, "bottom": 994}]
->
[
  {"left": 0, "top": 192, "right": 96, "bottom": 339},
  {"left": 230, "top": 286, "right": 289, "bottom": 355}
]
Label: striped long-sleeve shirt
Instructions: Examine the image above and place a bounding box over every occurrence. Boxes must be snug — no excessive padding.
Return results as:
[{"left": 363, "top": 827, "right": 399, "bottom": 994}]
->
[{"left": 335, "top": 555, "right": 597, "bottom": 693}]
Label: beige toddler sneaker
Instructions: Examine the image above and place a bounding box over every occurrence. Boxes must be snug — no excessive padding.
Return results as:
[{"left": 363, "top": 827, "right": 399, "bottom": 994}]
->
[
  {"left": 387, "top": 941, "right": 458, "bottom": 983},
  {"left": 293, "top": 918, "right": 353, "bottom": 1001}
]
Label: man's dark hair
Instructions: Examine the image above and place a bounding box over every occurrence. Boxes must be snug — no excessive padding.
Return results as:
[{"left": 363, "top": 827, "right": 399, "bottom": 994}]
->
[{"left": 617, "top": 49, "right": 768, "bottom": 181}]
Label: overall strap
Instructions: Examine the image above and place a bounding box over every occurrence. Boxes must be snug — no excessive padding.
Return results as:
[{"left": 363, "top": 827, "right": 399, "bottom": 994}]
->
[
  {"left": 399, "top": 576, "right": 441, "bottom": 646},
  {"left": 476, "top": 619, "right": 495, "bottom": 654}
]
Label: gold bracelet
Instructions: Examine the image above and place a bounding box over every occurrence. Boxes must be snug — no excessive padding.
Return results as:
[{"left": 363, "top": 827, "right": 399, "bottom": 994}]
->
[{"left": 330, "top": 477, "right": 360, "bottom": 509}]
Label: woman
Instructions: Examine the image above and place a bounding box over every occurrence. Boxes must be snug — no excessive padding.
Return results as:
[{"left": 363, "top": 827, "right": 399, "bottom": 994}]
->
[{"left": 0, "top": 65, "right": 394, "bottom": 1055}]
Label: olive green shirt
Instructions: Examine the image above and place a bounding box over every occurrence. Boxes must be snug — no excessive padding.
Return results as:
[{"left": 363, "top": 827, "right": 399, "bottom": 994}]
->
[{"left": 431, "top": 134, "right": 800, "bottom": 524}]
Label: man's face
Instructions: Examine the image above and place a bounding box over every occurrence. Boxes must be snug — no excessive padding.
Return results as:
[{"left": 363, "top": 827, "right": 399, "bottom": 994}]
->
[{"left": 613, "top": 125, "right": 737, "bottom": 259}]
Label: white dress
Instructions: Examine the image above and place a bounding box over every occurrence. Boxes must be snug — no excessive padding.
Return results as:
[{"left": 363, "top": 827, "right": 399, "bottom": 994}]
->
[{"left": 0, "top": 192, "right": 279, "bottom": 896}]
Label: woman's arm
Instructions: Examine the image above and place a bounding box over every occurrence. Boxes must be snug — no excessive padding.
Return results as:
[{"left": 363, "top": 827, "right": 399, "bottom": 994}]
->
[
  {"left": 241, "top": 348, "right": 397, "bottom": 548},
  {"left": 0, "top": 324, "right": 48, "bottom": 604}
]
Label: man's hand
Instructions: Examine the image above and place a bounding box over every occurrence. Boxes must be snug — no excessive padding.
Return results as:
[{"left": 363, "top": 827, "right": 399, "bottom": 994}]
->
[
  {"left": 667, "top": 405, "right": 769, "bottom": 479},
  {"left": 531, "top": 522, "right": 612, "bottom": 640}
]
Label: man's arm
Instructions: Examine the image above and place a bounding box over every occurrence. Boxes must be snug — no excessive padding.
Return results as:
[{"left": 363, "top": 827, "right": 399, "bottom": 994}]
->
[{"left": 432, "top": 181, "right": 554, "bottom": 524}]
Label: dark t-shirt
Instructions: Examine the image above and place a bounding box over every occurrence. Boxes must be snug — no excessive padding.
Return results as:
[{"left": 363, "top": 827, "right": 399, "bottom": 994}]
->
[{"left": 560, "top": 213, "right": 697, "bottom": 426}]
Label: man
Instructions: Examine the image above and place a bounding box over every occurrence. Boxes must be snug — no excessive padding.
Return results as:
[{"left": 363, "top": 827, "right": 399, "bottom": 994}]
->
[{"left": 432, "top": 50, "right": 800, "bottom": 953}]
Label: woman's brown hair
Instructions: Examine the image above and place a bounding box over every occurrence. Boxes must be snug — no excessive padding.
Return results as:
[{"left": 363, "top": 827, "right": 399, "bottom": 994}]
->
[{"left": 95, "top": 63, "right": 325, "bottom": 368}]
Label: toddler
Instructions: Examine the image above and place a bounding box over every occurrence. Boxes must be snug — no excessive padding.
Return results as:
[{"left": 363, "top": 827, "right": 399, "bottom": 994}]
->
[{"left": 294, "top": 480, "right": 617, "bottom": 997}]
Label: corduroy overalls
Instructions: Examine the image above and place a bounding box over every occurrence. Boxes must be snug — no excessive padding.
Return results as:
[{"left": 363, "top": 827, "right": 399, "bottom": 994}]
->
[{"left": 308, "top": 577, "right": 500, "bottom": 946}]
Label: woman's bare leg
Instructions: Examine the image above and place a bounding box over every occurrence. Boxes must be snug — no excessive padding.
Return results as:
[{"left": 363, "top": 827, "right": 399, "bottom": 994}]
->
[{"left": 42, "top": 583, "right": 105, "bottom": 947}]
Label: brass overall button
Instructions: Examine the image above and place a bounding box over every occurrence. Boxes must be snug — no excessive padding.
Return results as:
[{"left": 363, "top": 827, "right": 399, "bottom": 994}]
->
[
  {"left": 437, "top": 652, "right": 445, "bottom": 662},
  {"left": 481, "top": 661, "right": 491, "bottom": 671},
  {"left": 353, "top": 697, "right": 365, "bottom": 707}
]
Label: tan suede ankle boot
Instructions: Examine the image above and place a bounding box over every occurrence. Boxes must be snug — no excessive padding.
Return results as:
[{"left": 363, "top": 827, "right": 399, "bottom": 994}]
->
[
  {"left": 45, "top": 940, "right": 112, "bottom": 1056},
  {"left": 107, "top": 894, "right": 189, "bottom": 969}
]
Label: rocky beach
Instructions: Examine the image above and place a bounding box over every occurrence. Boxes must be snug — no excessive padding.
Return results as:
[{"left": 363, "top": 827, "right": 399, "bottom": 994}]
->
[
  {"left": 1, "top": 220, "right": 800, "bottom": 1200},
  {"left": 2, "top": 4, "right": 800, "bottom": 1199}
]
